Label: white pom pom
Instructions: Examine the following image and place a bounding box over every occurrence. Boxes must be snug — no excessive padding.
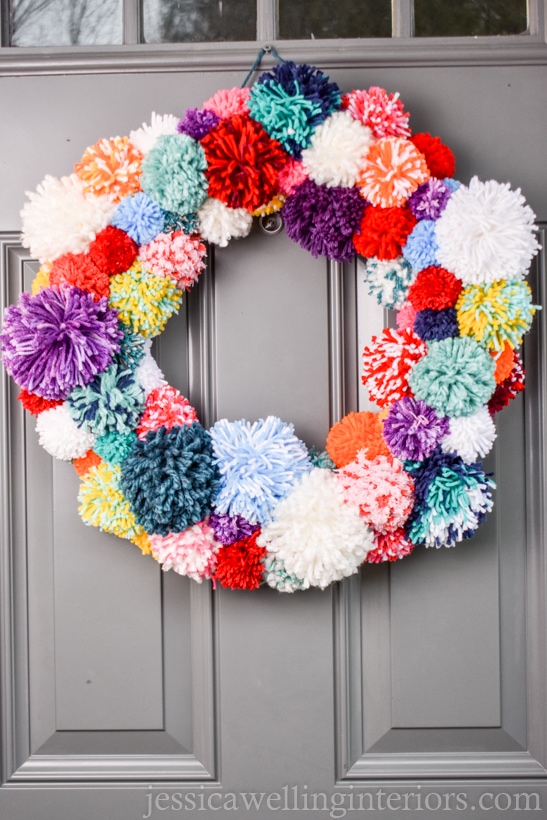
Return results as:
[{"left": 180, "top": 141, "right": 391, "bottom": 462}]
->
[
  {"left": 435, "top": 177, "right": 540, "bottom": 284},
  {"left": 301, "top": 111, "right": 373, "bottom": 188},
  {"left": 257, "top": 468, "right": 374, "bottom": 589},
  {"left": 135, "top": 340, "right": 167, "bottom": 397},
  {"left": 129, "top": 112, "right": 180, "bottom": 155},
  {"left": 36, "top": 404, "right": 96, "bottom": 461},
  {"left": 197, "top": 197, "right": 253, "bottom": 247},
  {"left": 441, "top": 406, "right": 497, "bottom": 463},
  {"left": 21, "top": 173, "right": 116, "bottom": 263}
]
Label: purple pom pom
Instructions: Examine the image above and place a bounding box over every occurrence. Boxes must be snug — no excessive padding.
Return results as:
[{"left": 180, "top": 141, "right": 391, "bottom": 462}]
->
[
  {"left": 407, "top": 178, "right": 452, "bottom": 221},
  {"left": 0, "top": 286, "right": 122, "bottom": 400},
  {"left": 209, "top": 512, "right": 259, "bottom": 545},
  {"left": 283, "top": 179, "right": 365, "bottom": 262},
  {"left": 178, "top": 108, "right": 220, "bottom": 141},
  {"left": 413, "top": 307, "right": 459, "bottom": 341},
  {"left": 383, "top": 397, "right": 449, "bottom": 462}
]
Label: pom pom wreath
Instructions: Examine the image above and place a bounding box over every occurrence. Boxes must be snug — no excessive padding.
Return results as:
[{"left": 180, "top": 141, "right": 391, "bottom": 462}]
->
[
  {"left": 441, "top": 406, "right": 497, "bottom": 463},
  {"left": 435, "top": 177, "right": 540, "bottom": 284},
  {"left": 301, "top": 111, "right": 373, "bottom": 188},
  {"left": 197, "top": 197, "right": 253, "bottom": 247},
  {"left": 136, "top": 385, "right": 197, "bottom": 439},
  {"left": 139, "top": 231, "right": 207, "bottom": 290},
  {"left": 78, "top": 462, "right": 143, "bottom": 540},
  {"left": 129, "top": 112, "right": 180, "bottom": 155},
  {"left": 141, "top": 134, "right": 208, "bottom": 214},
  {"left": 413, "top": 307, "right": 459, "bottom": 341},
  {"left": 407, "top": 266, "right": 463, "bottom": 310},
  {"left": 36, "top": 403, "right": 96, "bottom": 460},
  {"left": 214, "top": 530, "right": 266, "bottom": 591},
  {"left": 17, "top": 388, "right": 62, "bottom": 416},
  {"left": 396, "top": 302, "right": 417, "bottom": 331},
  {"left": 0, "top": 286, "right": 122, "bottom": 401},
  {"left": 283, "top": 179, "right": 365, "bottom": 262},
  {"left": 354, "top": 206, "right": 416, "bottom": 261},
  {"left": 358, "top": 137, "right": 430, "bottom": 208},
  {"left": 277, "top": 158, "right": 308, "bottom": 195},
  {"left": 456, "top": 279, "right": 537, "bottom": 352},
  {"left": 263, "top": 555, "right": 306, "bottom": 593},
  {"left": 211, "top": 416, "right": 311, "bottom": 525},
  {"left": 209, "top": 512, "right": 259, "bottom": 546},
  {"left": 49, "top": 251, "right": 109, "bottom": 301},
  {"left": 203, "top": 86, "right": 251, "bottom": 119},
  {"left": 94, "top": 431, "right": 137, "bottom": 465},
  {"left": 108, "top": 263, "right": 182, "bottom": 337},
  {"left": 361, "top": 327, "right": 427, "bottom": 409},
  {"left": 67, "top": 363, "right": 144, "bottom": 437},
  {"left": 150, "top": 522, "right": 219, "bottom": 581},
  {"left": 88, "top": 225, "right": 138, "bottom": 276},
  {"left": 338, "top": 453, "right": 415, "bottom": 533},
  {"left": 111, "top": 192, "right": 165, "bottom": 246},
  {"left": 73, "top": 449, "right": 102, "bottom": 477},
  {"left": 488, "top": 352, "right": 525, "bottom": 414},
  {"left": 366, "top": 528, "right": 415, "bottom": 563},
  {"left": 410, "top": 133, "right": 456, "bottom": 180},
  {"left": 326, "top": 410, "right": 389, "bottom": 468},
  {"left": 201, "top": 114, "right": 287, "bottom": 212},
  {"left": 74, "top": 136, "right": 143, "bottom": 202},
  {"left": 361, "top": 256, "right": 415, "bottom": 309},
  {"left": 178, "top": 107, "right": 220, "bottom": 140},
  {"left": 120, "top": 423, "right": 219, "bottom": 536},
  {"left": 343, "top": 86, "right": 410, "bottom": 139},
  {"left": 21, "top": 173, "right": 116, "bottom": 264},
  {"left": 492, "top": 342, "right": 516, "bottom": 384},
  {"left": 134, "top": 341, "right": 167, "bottom": 396},
  {"left": 402, "top": 220, "right": 439, "bottom": 271},
  {"left": 405, "top": 449, "right": 495, "bottom": 548},
  {"left": 383, "top": 397, "right": 449, "bottom": 461},
  {"left": 257, "top": 468, "right": 374, "bottom": 589},
  {"left": 409, "top": 336, "right": 496, "bottom": 418},
  {"left": 407, "top": 178, "right": 452, "bottom": 221}
]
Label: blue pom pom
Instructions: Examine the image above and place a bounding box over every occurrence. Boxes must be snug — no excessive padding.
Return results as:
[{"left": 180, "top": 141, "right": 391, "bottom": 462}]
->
[
  {"left": 403, "top": 220, "right": 439, "bottom": 272},
  {"left": 112, "top": 192, "right": 165, "bottom": 246},
  {"left": 413, "top": 307, "right": 459, "bottom": 341},
  {"left": 67, "top": 362, "right": 144, "bottom": 437}
]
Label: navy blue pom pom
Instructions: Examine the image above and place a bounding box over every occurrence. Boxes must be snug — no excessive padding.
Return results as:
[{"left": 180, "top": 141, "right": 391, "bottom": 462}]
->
[{"left": 413, "top": 307, "right": 459, "bottom": 341}]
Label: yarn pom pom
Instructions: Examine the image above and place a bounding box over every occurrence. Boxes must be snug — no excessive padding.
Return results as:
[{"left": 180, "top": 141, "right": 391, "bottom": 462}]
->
[
  {"left": 308, "top": 447, "right": 336, "bottom": 470},
  {"left": 488, "top": 351, "right": 525, "bottom": 414},
  {"left": 326, "top": 410, "right": 390, "bottom": 468},
  {"left": 396, "top": 303, "right": 417, "bottom": 331},
  {"left": 88, "top": 226, "right": 138, "bottom": 276},
  {"left": 109, "top": 263, "right": 182, "bottom": 337},
  {"left": 49, "top": 252, "right": 109, "bottom": 301},
  {"left": 338, "top": 453, "right": 414, "bottom": 533},
  {"left": 177, "top": 107, "right": 220, "bottom": 141},
  {"left": 139, "top": 231, "right": 207, "bottom": 290},
  {"left": 277, "top": 158, "right": 308, "bottom": 196},
  {"left": 402, "top": 220, "right": 439, "bottom": 272},
  {"left": 74, "top": 136, "right": 143, "bottom": 202},
  {"left": 18, "top": 388, "right": 62, "bottom": 416},
  {"left": 67, "top": 363, "right": 144, "bottom": 437},
  {"left": 202, "top": 114, "right": 286, "bottom": 212},
  {"left": 383, "top": 396, "right": 449, "bottom": 461},
  {"left": 136, "top": 385, "right": 197, "bottom": 439},
  {"left": 301, "top": 111, "right": 373, "bottom": 188},
  {"left": 361, "top": 327, "right": 427, "bottom": 409},
  {"left": 129, "top": 112, "right": 179, "bottom": 155},
  {"left": 214, "top": 530, "right": 266, "bottom": 591},
  {"left": 21, "top": 173, "right": 116, "bottom": 263},
  {"left": 79, "top": 462, "right": 143, "bottom": 540},
  {"left": 111, "top": 192, "right": 165, "bottom": 246},
  {"left": 141, "top": 134, "right": 208, "bottom": 214},
  {"left": 94, "top": 431, "right": 137, "bottom": 465},
  {"left": 354, "top": 205, "right": 416, "bottom": 261},
  {"left": 413, "top": 307, "right": 459, "bottom": 341},
  {"left": 435, "top": 177, "right": 540, "bottom": 284},
  {"left": 0, "top": 286, "right": 122, "bottom": 400},
  {"left": 366, "top": 528, "right": 415, "bottom": 563},
  {"left": 407, "top": 178, "right": 452, "bottom": 221},
  {"left": 456, "top": 279, "right": 537, "bottom": 352},
  {"left": 492, "top": 342, "right": 516, "bottom": 384},
  {"left": 150, "top": 522, "right": 220, "bottom": 581},
  {"left": 358, "top": 137, "right": 430, "bottom": 208},
  {"left": 407, "top": 266, "right": 462, "bottom": 310},
  {"left": 263, "top": 555, "right": 306, "bottom": 593},
  {"left": 361, "top": 257, "right": 415, "bottom": 309},
  {"left": 209, "top": 512, "right": 259, "bottom": 546},
  {"left": 409, "top": 336, "right": 496, "bottom": 418},
  {"left": 31, "top": 265, "right": 51, "bottom": 294},
  {"left": 257, "top": 468, "right": 374, "bottom": 589},
  {"left": 410, "top": 133, "right": 456, "bottom": 179},
  {"left": 441, "top": 406, "right": 497, "bottom": 463},
  {"left": 120, "top": 423, "right": 219, "bottom": 536},
  {"left": 211, "top": 416, "right": 311, "bottom": 525},
  {"left": 73, "top": 449, "right": 102, "bottom": 477},
  {"left": 134, "top": 340, "right": 167, "bottom": 396},
  {"left": 343, "top": 86, "right": 410, "bottom": 139},
  {"left": 36, "top": 403, "right": 96, "bottom": 460},
  {"left": 197, "top": 197, "right": 253, "bottom": 247},
  {"left": 203, "top": 86, "right": 251, "bottom": 119},
  {"left": 283, "top": 179, "right": 365, "bottom": 262}
]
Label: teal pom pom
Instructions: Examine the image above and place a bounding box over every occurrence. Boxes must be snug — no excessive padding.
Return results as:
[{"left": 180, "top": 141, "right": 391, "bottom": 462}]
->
[
  {"left": 249, "top": 83, "right": 322, "bottom": 155},
  {"left": 115, "top": 326, "right": 146, "bottom": 371},
  {"left": 67, "top": 363, "right": 144, "bottom": 437},
  {"left": 263, "top": 555, "right": 306, "bottom": 593},
  {"left": 141, "top": 134, "right": 208, "bottom": 214},
  {"left": 94, "top": 431, "right": 137, "bottom": 465},
  {"left": 309, "top": 447, "right": 336, "bottom": 470},
  {"left": 409, "top": 336, "right": 496, "bottom": 418}
]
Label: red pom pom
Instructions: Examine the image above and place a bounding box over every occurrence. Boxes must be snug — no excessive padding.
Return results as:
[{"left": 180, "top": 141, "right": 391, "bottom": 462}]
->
[
  {"left": 18, "top": 388, "right": 63, "bottom": 416},
  {"left": 354, "top": 205, "right": 416, "bottom": 260},
  {"left": 89, "top": 226, "right": 138, "bottom": 276},
  {"left": 214, "top": 530, "right": 266, "bottom": 590},
  {"left": 407, "top": 266, "right": 463, "bottom": 310},
  {"left": 49, "top": 252, "right": 110, "bottom": 300},
  {"left": 410, "top": 133, "right": 456, "bottom": 179},
  {"left": 366, "top": 529, "right": 414, "bottom": 563},
  {"left": 488, "top": 352, "right": 525, "bottom": 415}
]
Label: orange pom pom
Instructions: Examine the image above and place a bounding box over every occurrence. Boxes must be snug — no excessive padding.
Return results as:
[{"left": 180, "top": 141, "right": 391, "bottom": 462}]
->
[
  {"left": 73, "top": 449, "right": 102, "bottom": 477},
  {"left": 492, "top": 342, "right": 516, "bottom": 384},
  {"left": 326, "top": 411, "right": 390, "bottom": 468},
  {"left": 131, "top": 532, "right": 152, "bottom": 556}
]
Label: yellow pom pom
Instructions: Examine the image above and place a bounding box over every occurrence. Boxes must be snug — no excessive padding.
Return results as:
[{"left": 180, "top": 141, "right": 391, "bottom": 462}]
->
[
  {"left": 109, "top": 261, "right": 182, "bottom": 338},
  {"left": 78, "top": 462, "right": 143, "bottom": 540},
  {"left": 31, "top": 265, "right": 51, "bottom": 294},
  {"left": 131, "top": 532, "right": 152, "bottom": 556}
]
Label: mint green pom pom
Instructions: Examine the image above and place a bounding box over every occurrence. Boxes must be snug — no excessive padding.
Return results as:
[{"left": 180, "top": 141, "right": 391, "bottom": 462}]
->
[
  {"left": 249, "top": 83, "right": 321, "bottom": 154},
  {"left": 141, "top": 134, "right": 208, "bottom": 214},
  {"left": 94, "top": 431, "right": 137, "bottom": 465}
]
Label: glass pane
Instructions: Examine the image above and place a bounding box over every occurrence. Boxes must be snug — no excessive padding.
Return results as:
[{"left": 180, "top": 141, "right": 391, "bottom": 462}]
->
[
  {"left": 10, "top": 0, "right": 123, "bottom": 46},
  {"left": 143, "top": 0, "right": 256, "bottom": 43},
  {"left": 414, "top": 0, "right": 528, "bottom": 37},
  {"left": 278, "top": 0, "right": 391, "bottom": 39}
]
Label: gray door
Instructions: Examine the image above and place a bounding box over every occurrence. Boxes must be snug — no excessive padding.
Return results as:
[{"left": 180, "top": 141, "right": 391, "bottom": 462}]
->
[{"left": 1, "top": 42, "right": 547, "bottom": 820}]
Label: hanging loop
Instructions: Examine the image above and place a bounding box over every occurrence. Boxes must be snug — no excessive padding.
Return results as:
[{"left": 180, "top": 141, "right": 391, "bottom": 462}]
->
[{"left": 241, "top": 45, "right": 286, "bottom": 88}]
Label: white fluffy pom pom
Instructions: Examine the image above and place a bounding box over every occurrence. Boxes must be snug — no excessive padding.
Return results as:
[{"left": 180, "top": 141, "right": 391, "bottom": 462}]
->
[
  {"left": 21, "top": 173, "right": 116, "bottom": 263},
  {"left": 441, "top": 406, "right": 497, "bottom": 464},
  {"left": 301, "top": 111, "right": 373, "bottom": 188},
  {"left": 257, "top": 468, "right": 375, "bottom": 589},
  {"left": 135, "top": 340, "right": 167, "bottom": 397},
  {"left": 129, "top": 112, "right": 180, "bottom": 155},
  {"left": 197, "top": 197, "right": 253, "bottom": 247},
  {"left": 36, "top": 404, "right": 96, "bottom": 461},
  {"left": 435, "top": 177, "right": 540, "bottom": 284}
]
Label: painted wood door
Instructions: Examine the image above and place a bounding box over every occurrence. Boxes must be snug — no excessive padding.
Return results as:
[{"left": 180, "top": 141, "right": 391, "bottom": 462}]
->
[{"left": 1, "top": 51, "right": 547, "bottom": 820}]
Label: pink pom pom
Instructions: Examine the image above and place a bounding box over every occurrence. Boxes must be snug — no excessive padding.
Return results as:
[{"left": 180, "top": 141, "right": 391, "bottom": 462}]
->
[
  {"left": 139, "top": 231, "right": 207, "bottom": 290},
  {"left": 396, "top": 303, "right": 417, "bottom": 331},
  {"left": 203, "top": 87, "right": 251, "bottom": 119},
  {"left": 278, "top": 158, "right": 308, "bottom": 196},
  {"left": 343, "top": 87, "right": 411, "bottom": 140},
  {"left": 362, "top": 327, "right": 427, "bottom": 408},
  {"left": 366, "top": 528, "right": 415, "bottom": 563},
  {"left": 150, "top": 521, "right": 219, "bottom": 581},
  {"left": 136, "top": 385, "right": 198, "bottom": 439},
  {"left": 338, "top": 453, "right": 414, "bottom": 533}
]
